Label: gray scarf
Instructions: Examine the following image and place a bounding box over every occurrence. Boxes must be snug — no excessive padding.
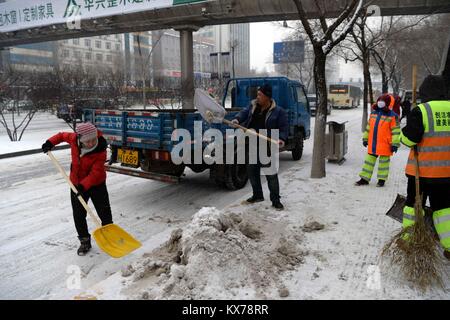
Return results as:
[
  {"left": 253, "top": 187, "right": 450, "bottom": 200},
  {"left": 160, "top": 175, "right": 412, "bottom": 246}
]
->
[{"left": 80, "top": 139, "right": 98, "bottom": 157}]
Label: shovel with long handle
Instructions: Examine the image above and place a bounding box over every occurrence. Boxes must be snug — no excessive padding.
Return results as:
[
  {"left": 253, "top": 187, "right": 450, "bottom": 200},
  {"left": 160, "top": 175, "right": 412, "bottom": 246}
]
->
[
  {"left": 194, "top": 89, "right": 281, "bottom": 146},
  {"left": 47, "top": 151, "right": 141, "bottom": 258},
  {"left": 218, "top": 114, "right": 280, "bottom": 145}
]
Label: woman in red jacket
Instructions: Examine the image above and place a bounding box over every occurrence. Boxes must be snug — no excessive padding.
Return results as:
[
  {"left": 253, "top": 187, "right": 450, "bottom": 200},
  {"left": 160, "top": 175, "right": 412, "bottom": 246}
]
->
[{"left": 42, "top": 122, "right": 113, "bottom": 256}]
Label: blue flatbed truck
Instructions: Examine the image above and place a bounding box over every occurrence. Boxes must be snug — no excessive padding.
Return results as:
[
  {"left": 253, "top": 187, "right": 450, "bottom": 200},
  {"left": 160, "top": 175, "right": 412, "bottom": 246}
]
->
[{"left": 83, "top": 77, "right": 311, "bottom": 190}]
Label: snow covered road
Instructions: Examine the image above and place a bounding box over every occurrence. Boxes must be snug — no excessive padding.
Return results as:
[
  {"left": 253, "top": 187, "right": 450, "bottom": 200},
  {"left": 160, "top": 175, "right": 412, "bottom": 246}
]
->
[
  {"left": 0, "top": 139, "right": 305, "bottom": 299},
  {"left": 1, "top": 109, "right": 448, "bottom": 299}
]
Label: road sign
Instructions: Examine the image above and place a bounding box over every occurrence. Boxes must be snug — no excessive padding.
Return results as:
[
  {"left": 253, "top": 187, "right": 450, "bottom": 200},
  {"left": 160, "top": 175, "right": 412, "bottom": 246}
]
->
[{"left": 273, "top": 40, "right": 305, "bottom": 64}]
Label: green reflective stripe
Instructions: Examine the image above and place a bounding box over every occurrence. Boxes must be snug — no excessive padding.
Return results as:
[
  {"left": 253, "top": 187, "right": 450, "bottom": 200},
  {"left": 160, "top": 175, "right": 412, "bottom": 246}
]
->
[
  {"left": 423, "top": 131, "right": 450, "bottom": 138},
  {"left": 364, "top": 161, "right": 375, "bottom": 167},
  {"left": 418, "top": 146, "right": 450, "bottom": 152},
  {"left": 438, "top": 231, "right": 450, "bottom": 240},
  {"left": 379, "top": 159, "right": 390, "bottom": 164},
  {"left": 400, "top": 132, "right": 416, "bottom": 147},
  {"left": 403, "top": 206, "right": 419, "bottom": 229},
  {"left": 403, "top": 213, "right": 415, "bottom": 221},
  {"left": 362, "top": 168, "right": 373, "bottom": 174},
  {"left": 407, "top": 159, "right": 450, "bottom": 167},
  {"left": 434, "top": 214, "right": 450, "bottom": 225},
  {"left": 360, "top": 171, "right": 372, "bottom": 180},
  {"left": 423, "top": 103, "right": 434, "bottom": 133}
]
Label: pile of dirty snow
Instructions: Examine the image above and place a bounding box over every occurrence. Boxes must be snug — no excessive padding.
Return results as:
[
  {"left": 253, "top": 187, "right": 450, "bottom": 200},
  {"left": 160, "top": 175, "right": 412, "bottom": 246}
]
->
[{"left": 112, "top": 207, "right": 308, "bottom": 299}]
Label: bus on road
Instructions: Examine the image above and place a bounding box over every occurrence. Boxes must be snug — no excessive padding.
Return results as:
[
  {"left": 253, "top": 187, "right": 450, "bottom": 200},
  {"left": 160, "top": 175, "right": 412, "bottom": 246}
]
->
[{"left": 328, "top": 84, "right": 362, "bottom": 109}]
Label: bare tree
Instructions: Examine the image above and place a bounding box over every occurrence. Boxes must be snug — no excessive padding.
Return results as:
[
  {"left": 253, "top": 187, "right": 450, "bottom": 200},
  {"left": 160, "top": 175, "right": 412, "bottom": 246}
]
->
[
  {"left": 292, "top": 0, "right": 365, "bottom": 178},
  {"left": 0, "top": 68, "right": 56, "bottom": 141}
]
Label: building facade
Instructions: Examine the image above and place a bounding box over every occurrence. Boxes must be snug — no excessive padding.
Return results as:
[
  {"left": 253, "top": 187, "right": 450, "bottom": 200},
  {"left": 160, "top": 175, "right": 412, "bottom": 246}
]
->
[{"left": 152, "top": 29, "right": 214, "bottom": 88}]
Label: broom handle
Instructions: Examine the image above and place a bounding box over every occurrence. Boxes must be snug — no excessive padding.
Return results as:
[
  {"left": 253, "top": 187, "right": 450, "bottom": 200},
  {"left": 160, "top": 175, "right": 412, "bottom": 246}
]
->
[
  {"left": 222, "top": 119, "right": 280, "bottom": 145},
  {"left": 47, "top": 151, "right": 102, "bottom": 227},
  {"left": 413, "top": 146, "right": 423, "bottom": 219}
]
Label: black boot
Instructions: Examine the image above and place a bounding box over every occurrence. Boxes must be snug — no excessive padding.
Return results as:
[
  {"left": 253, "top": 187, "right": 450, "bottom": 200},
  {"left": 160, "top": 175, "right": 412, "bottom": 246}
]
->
[
  {"left": 272, "top": 201, "right": 284, "bottom": 211},
  {"left": 355, "top": 178, "right": 369, "bottom": 186},
  {"left": 376, "top": 179, "right": 385, "bottom": 187},
  {"left": 246, "top": 196, "right": 264, "bottom": 203},
  {"left": 77, "top": 236, "right": 92, "bottom": 256}
]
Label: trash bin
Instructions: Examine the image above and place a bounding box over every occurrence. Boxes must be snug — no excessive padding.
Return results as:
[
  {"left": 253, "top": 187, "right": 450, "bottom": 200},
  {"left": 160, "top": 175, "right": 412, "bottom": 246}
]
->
[{"left": 325, "top": 121, "right": 348, "bottom": 164}]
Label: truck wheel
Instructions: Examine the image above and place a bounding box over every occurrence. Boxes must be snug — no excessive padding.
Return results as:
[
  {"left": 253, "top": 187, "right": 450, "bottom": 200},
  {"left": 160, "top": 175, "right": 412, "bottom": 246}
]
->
[
  {"left": 224, "top": 164, "right": 248, "bottom": 190},
  {"left": 211, "top": 164, "right": 248, "bottom": 190},
  {"left": 292, "top": 132, "right": 304, "bottom": 161},
  {"left": 226, "top": 164, "right": 248, "bottom": 190}
]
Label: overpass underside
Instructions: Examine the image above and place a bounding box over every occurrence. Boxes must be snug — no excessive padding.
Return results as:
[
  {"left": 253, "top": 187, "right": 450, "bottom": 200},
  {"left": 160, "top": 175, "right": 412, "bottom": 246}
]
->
[{"left": 0, "top": 0, "right": 449, "bottom": 48}]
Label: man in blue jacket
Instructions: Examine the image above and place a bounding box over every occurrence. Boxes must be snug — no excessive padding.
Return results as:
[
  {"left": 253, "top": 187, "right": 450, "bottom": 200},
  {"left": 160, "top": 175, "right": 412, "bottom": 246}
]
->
[{"left": 231, "top": 84, "right": 288, "bottom": 210}]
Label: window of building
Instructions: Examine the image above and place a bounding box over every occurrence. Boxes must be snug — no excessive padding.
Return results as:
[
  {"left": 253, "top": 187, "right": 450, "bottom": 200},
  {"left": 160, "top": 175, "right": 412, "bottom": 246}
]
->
[
  {"left": 86, "top": 52, "right": 92, "bottom": 60},
  {"left": 85, "top": 39, "right": 91, "bottom": 47},
  {"left": 62, "top": 49, "right": 70, "bottom": 58},
  {"left": 115, "top": 44, "right": 121, "bottom": 51},
  {"left": 106, "top": 55, "right": 112, "bottom": 62},
  {"left": 96, "top": 53, "right": 103, "bottom": 61},
  {"left": 95, "top": 40, "right": 101, "bottom": 49},
  {"left": 74, "top": 51, "right": 81, "bottom": 59},
  {"left": 106, "top": 42, "right": 111, "bottom": 50}
]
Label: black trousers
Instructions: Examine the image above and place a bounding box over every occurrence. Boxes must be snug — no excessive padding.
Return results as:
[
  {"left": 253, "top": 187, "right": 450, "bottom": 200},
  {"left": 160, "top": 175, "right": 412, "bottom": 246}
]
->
[
  {"left": 405, "top": 176, "right": 450, "bottom": 211},
  {"left": 70, "top": 182, "right": 113, "bottom": 239},
  {"left": 247, "top": 164, "right": 280, "bottom": 204}
]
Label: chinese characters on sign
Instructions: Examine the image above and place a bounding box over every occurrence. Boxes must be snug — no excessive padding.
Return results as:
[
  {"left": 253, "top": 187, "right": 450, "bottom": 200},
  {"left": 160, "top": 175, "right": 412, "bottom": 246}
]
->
[
  {"left": 435, "top": 112, "right": 450, "bottom": 127},
  {"left": 0, "top": 0, "right": 204, "bottom": 33},
  {"left": 273, "top": 40, "right": 305, "bottom": 64}
]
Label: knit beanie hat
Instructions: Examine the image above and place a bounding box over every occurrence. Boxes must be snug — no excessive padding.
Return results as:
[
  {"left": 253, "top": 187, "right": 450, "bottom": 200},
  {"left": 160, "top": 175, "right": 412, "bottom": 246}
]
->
[
  {"left": 258, "top": 83, "right": 272, "bottom": 99},
  {"left": 419, "top": 75, "right": 448, "bottom": 102},
  {"left": 76, "top": 122, "right": 98, "bottom": 142}
]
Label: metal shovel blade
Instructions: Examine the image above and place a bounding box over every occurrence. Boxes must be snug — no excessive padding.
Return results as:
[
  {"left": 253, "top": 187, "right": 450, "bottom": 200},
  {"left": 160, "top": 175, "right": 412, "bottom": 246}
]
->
[
  {"left": 194, "top": 89, "right": 226, "bottom": 123},
  {"left": 93, "top": 224, "right": 142, "bottom": 258},
  {"left": 386, "top": 194, "right": 406, "bottom": 223},
  {"left": 386, "top": 194, "right": 437, "bottom": 237}
]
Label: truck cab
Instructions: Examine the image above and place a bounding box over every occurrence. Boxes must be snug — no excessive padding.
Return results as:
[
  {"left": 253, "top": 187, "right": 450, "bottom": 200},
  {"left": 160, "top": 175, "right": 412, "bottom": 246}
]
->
[{"left": 223, "top": 77, "right": 311, "bottom": 156}]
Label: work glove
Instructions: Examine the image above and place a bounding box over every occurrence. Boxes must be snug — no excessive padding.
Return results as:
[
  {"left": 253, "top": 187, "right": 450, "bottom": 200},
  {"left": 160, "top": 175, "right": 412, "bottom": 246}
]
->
[
  {"left": 74, "top": 184, "right": 86, "bottom": 197},
  {"left": 363, "top": 141, "right": 368, "bottom": 147},
  {"left": 41, "top": 140, "right": 54, "bottom": 154},
  {"left": 230, "top": 119, "right": 239, "bottom": 127},
  {"left": 391, "top": 146, "right": 398, "bottom": 153}
]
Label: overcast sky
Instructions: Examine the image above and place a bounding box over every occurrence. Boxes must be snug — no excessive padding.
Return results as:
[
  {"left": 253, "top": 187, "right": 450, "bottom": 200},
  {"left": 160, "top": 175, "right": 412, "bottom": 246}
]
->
[{"left": 249, "top": 22, "right": 363, "bottom": 81}]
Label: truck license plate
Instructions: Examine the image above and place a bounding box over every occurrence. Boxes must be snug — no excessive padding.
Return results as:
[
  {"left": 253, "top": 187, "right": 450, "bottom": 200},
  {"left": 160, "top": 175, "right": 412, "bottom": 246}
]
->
[{"left": 117, "top": 149, "right": 139, "bottom": 167}]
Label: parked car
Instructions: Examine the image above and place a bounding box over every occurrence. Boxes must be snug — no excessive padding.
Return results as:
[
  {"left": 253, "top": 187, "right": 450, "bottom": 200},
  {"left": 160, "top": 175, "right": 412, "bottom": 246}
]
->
[{"left": 307, "top": 94, "right": 331, "bottom": 116}]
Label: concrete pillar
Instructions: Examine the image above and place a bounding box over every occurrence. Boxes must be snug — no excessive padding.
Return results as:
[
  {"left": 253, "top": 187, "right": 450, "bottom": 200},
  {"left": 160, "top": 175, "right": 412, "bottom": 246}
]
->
[{"left": 177, "top": 26, "right": 199, "bottom": 109}]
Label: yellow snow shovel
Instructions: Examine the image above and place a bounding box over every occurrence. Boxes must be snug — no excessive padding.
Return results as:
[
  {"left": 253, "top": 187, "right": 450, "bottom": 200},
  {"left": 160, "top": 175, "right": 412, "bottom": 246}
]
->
[{"left": 47, "top": 151, "right": 141, "bottom": 258}]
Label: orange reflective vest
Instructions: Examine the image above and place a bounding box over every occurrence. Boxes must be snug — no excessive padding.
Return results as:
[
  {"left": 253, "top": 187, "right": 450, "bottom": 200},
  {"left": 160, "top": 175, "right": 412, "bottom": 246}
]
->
[
  {"left": 405, "top": 101, "right": 450, "bottom": 178},
  {"left": 363, "top": 109, "right": 400, "bottom": 156}
]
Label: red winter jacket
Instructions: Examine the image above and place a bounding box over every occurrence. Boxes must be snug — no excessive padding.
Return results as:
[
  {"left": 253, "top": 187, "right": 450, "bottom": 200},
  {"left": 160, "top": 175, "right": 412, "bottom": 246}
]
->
[{"left": 48, "top": 131, "right": 107, "bottom": 191}]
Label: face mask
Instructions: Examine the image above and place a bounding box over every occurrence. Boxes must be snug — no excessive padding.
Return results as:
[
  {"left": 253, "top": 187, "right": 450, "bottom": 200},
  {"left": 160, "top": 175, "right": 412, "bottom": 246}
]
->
[{"left": 377, "top": 101, "right": 386, "bottom": 109}]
